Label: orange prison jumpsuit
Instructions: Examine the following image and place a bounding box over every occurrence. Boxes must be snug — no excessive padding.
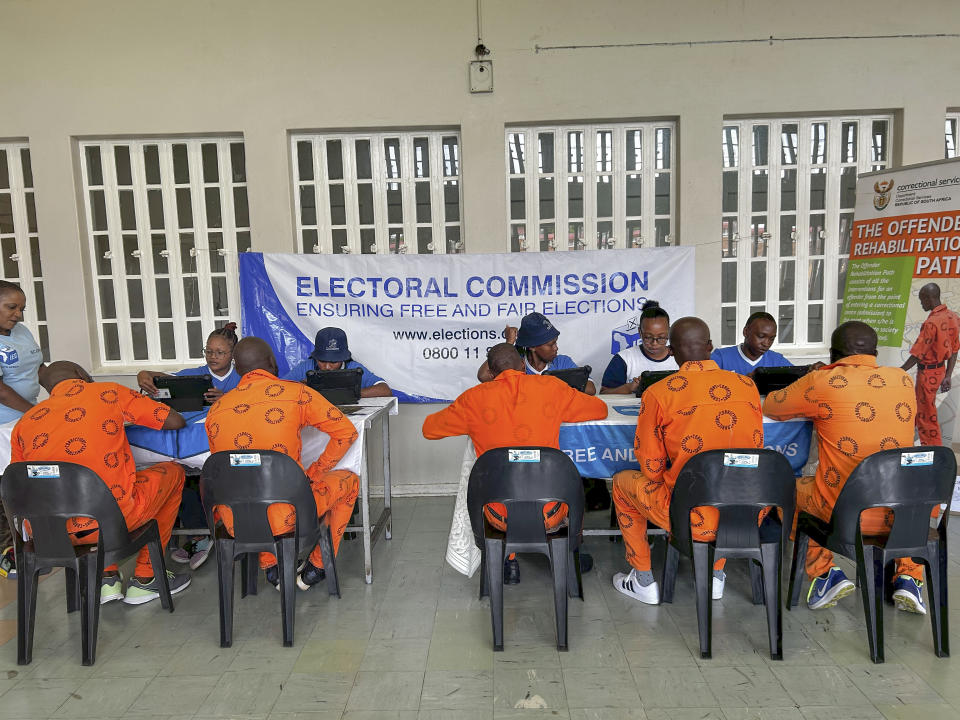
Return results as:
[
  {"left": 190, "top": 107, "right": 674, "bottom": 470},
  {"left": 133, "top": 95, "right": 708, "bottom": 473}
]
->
[
  {"left": 763, "top": 355, "right": 923, "bottom": 581},
  {"left": 909, "top": 304, "right": 960, "bottom": 446},
  {"left": 612, "top": 360, "right": 764, "bottom": 573},
  {"left": 422, "top": 369, "right": 607, "bottom": 531},
  {"left": 206, "top": 368, "right": 359, "bottom": 570},
  {"left": 10, "top": 380, "right": 185, "bottom": 579}
]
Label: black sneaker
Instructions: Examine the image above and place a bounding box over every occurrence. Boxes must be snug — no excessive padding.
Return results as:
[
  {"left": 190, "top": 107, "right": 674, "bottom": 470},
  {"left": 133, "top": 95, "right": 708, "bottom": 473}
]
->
[
  {"left": 503, "top": 557, "right": 520, "bottom": 584},
  {"left": 296, "top": 560, "right": 326, "bottom": 591},
  {"left": 265, "top": 564, "right": 281, "bottom": 592},
  {"left": 579, "top": 552, "right": 594, "bottom": 574}
]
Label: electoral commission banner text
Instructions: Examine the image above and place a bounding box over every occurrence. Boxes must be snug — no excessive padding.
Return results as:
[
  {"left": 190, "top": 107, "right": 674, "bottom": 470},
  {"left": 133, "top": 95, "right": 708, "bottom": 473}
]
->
[{"left": 239, "top": 247, "right": 695, "bottom": 402}]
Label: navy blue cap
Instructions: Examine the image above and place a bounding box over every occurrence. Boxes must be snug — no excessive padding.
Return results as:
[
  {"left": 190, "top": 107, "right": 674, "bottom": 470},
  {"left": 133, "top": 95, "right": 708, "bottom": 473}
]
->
[
  {"left": 516, "top": 312, "right": 560, "bottom": 348},
  {"left": 310, "top": 327, "right": 351, "bottom": 363}
]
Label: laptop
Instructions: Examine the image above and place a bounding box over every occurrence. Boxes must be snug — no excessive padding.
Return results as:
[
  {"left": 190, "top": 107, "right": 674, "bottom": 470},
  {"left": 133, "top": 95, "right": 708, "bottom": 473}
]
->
[
  {"left": 544, "top": 365, "right": 592, "bottom": 392},
  {"left": 305, "top": 367, "right": 363, "bottom": 406},
  {"left": 153, "top": 375, "right": 213, "bottom": 412},
  {"left": 636, "top": 369, "right": 678, "bottom": 397},
  {"left": 752, "top": 366, "right": 808, "bottom": 395}
]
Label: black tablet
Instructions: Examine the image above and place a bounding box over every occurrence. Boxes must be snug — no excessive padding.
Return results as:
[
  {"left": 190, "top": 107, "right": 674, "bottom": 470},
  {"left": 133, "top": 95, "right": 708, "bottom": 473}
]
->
[
  {"left": 544, "top": 365, "right": 592, "bottom": 392},
  {"left": 636, "top": 369, "right": 678, "bottom": 397},
  {"left": 752, "top": 366, "right": 808, "bottom": 395},
  {"left": 305, "top": 367, "right": 363, "bottom": 405},
  {"left": 153, "top": 375, "right": 212, "bottom": 412}
]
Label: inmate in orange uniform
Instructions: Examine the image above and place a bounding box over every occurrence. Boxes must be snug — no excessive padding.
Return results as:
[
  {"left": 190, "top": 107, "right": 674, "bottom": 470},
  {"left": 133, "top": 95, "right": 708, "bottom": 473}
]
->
[
  {"left": 612, "top": 360, "right": 764, "bottom": 572},
  {"left": 763, "top": 354, "right": 922, "bottom": 581},
  {"left": 422, "top": 369, "right": 607, "bottom": 530},
  {"left": 10, "top": 379, "right": 184, "bottom": 579},
  {"left": 909, "top": 304, "right": 960, "bottom": 446},
  {"left": 205, "top": 368, "right": 359, "bottom": 569}
]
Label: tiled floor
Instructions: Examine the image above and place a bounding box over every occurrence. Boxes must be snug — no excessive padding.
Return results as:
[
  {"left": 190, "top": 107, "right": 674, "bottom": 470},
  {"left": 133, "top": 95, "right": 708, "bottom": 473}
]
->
[{"left": 0, "top": 496, "right": 958, "bottom": 719}]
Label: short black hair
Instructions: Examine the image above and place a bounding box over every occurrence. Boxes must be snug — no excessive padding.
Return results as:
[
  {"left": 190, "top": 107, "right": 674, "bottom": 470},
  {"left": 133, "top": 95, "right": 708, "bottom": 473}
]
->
[
  {"left": 744, "top": 311, "right": 776, "bottom": 328},
  {"left": 0, "top": 280, "right": 23, "bottom": 298},
  {"left": 640, "top": 300, "right": 669, "bottom": 324}
]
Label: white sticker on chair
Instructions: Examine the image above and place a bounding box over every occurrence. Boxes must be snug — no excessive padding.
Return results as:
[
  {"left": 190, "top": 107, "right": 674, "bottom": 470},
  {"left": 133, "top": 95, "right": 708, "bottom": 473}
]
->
[
  {"left": 26, "top": 464, "right": 60, "bottom": 478},
  {"left": 901, "top": 451, "right": 934, "bottom": 467},
  {"left": 723, "top": 453, "right": 759, "bottom": 468},
  {"left": 508, "top": 449, "right": 541, "bottom": 463},
  {"left": 230, "top": 453, "right": 262, "bottom": 467}
]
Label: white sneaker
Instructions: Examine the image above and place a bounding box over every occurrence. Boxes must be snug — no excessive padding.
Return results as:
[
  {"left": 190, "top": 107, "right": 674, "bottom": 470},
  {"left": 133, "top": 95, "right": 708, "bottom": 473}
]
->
[
  {"left": 712, "top": 570, "right": 726, "bottom": 600},
  {"left": 613, "top": 568, "right": 660, "bottom": 605}
]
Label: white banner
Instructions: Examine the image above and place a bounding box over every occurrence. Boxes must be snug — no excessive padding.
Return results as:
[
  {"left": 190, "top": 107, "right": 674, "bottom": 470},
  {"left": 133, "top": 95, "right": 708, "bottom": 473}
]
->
[{"left": 240, "top": 247, "right": 695, "bottom": 402}]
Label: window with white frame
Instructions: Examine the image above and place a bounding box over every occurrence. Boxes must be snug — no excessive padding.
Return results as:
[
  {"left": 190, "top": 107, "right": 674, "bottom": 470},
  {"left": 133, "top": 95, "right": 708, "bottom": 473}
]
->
[
  {"left": 947, "top": 113, "right": 959, "bottom": 159},
  {"left": 292, "top": 131, "right": 463, "bottom": 255},
  {"left": 79, "top": 138, "right": 250, "bottom": 365},
  {"left": 505, "top": 122, "right": 675, "bottom": 252},
  {"left": 720, "top": 115, "right": 893, "bottom": 349},
  {"left": 0, "top": 143, "right": 48, "bottom": 360}
]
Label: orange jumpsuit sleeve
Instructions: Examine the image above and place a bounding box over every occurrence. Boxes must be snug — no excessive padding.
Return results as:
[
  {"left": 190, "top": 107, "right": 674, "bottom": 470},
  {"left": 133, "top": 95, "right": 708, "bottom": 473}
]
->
[
  {"left": 10, "top": 425, "right": 23, "bottom": 463},
  {"left": 557, "top": 384, "right": 608, "bottom": 423},
  {"left": 116, "top": 383, "right": 170, "bottom": 429},
  {"left": 762, "top": 373, "right": 817, "bottom": 420},
  {"left": 301, "top": 385, "right": 358, "bottom": 474},
  {"left": 909, "top": 319, "right": 935, "bottom": 360},
  {"left": 634, "top": 393, "right": 668, "bottom": 482},
  {"left": 422, "top": 395, "right": 473, "bottom": 440}
]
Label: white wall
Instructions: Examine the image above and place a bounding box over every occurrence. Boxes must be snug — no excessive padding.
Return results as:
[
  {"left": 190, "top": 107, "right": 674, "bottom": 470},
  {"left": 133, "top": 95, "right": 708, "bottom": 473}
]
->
[{"left": 1, "top": 0, "right": 958, "bottom": 492}]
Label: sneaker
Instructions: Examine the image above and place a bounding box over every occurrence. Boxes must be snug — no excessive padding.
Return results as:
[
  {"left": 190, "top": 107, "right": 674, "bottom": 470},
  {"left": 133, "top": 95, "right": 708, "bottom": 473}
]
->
[
  {"left": 0, "top": 546, "right": 15, "bottom": 579},
  {"left": 265, "top": 564, "right": 281, "bottom": 592},
  {"left": 612, "top": 568, "right": 660, "bottom": 605},
  {"left": 807, "top": 566, "right": 855, "bottom": 610},
  {"left": 503, "top": 557, "right": 520, "bottom": 585},
  {"left": 712, "top": 569, "right": 726, "bottom": 600},
  {"left": 170, "top": 540, "right": 195, "bottom": 565},
  {"left": 296, "top": 560, "right": 326, "bottom": 591},
  {"left": 579, "top": 552, "right": 594, "bottom": 574},
  {"left": 100, "top": 571, "right": 123, "bottom": 604},
  {"left": 892, "top": 575, "right": 927, "bottom": 615},
  {"left": 188, "top": 538, "right": 213, "bottom": 571},
  {"left": 123, "top": 570, "right": 191, "bottom": 605}
]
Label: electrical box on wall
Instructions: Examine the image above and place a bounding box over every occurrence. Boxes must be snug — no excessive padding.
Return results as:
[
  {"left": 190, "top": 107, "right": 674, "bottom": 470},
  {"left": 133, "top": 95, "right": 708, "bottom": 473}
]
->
[{"left": 469, "top": 60, "right": 493, "bottom": 93}]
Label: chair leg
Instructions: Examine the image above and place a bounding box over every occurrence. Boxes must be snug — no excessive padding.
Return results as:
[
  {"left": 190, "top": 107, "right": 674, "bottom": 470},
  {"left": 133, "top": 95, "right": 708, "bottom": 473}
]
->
[
  {"left": 760, "top": 541, "right": 783, "bottom": 660},
  {"left": 550, "top": 538, "right": 569, "bottom": 651},
  {"left": 64, "top": 566, "right": 79, "bottom": 613},
  {"left": 16, "top": 552, "right": 38, "bottom": 665},
  {"left": 567, "top": 547, "right": 584, "bottom": 600},
  {"left": 925, "top": 540, "right": 950, "bottom": 658},
  {"left": 77, "top": 552, "right": 104, "bottom": 666},
  {"left": 478, "top": 551, "right": 488, "bottom": 600},
  {"left": 787, "top": 534, "right": 808, "bottom": 609},
  {"left": 216, "top": 537, "right": 236, "bottom": 648},
  {"left": 243, "top": 553, "right": 258, "bottom": 597},
  {"left": 661, "top": 542, "right": 679, "bottom": 604},
  {"left": 750, "top": 560, "right": 765, "bottom": 605},
  {"left": 484, "top": 538, "right": 504, "bottom": 651},
  {"left": 146, "top": 532, "right": 173, "bottom": 612},
  {"left": 856, "top": 543, "right": 885, "bottom": 664},
  {"left": 692, "top": 542, "right": 715, "bottom": 659},
  {"left": 317, "top": 524, "right": 341, "bottom": 598},
  {"left": 277, "top": 537, "right": 297, "bottom": 647}
]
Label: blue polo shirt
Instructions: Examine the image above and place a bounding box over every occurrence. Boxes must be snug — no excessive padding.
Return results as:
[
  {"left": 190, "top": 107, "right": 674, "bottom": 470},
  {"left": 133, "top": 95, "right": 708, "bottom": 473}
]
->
[
  {"left": 175, "top": 364, "right": 241, "bottom": 393},
  {"left": 524, "top": 353, "right": 578, "bottom": 375},
  {"left": 710, "top": 345, "right": 793, "bottom": 375},
  {"left": 282, "top": 358, "right": 386, "bottom": 389}
]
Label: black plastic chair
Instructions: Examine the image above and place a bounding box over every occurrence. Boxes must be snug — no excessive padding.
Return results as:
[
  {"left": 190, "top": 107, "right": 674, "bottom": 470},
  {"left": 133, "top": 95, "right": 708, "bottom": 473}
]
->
[
  {"left": 466, "top": 446, "right": 585, "bottom": 652},
  {"left": 200, "top": 450, "right": 340, "bottom": 648},
  {"left": 787, "top": 446, "right": 955, "bottom": 663},
  {"left": 0, "top": 461, "right": 173, "bottom": 666},
  {"left": 658, "top": 449, "right": 796, "bottom": 660}
]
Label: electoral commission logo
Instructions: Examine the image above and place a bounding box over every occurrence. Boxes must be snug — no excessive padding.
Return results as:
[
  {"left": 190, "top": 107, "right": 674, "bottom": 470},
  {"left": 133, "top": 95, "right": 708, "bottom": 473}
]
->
[
  {"left": 874, "top": 179, "right": 894, "bottom": 211},
  {"left": 0, "top": 347, "right": 19, "bottom": 365}
]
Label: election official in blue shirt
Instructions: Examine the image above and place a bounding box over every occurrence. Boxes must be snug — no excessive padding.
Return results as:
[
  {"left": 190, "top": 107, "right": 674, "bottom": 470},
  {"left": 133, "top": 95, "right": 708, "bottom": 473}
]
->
[
  {"left": 710, "top": 311, "right": 793, "bottom": 375},
  {"left": 283, "top": 326, "right": 393, "bottom": 398},
  {"left": 477, "top": 312, "right": 597, "bottom": 395}
]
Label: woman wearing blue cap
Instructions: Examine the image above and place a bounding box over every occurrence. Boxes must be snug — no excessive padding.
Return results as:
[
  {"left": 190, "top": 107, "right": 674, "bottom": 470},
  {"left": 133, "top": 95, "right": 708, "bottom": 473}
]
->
[
  {"left": 283, "top": 326, "right": 393, "bottom": 397},
  {"left": 478, "top": 312, "right": 596, "bottom": 395}
]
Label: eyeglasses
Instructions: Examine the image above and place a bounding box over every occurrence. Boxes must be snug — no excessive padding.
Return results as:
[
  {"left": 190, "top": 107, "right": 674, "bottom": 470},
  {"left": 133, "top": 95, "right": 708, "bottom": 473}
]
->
[
  {"left": 641, "top": 335, "right": 669, "bottom": 345},
  {"left": 204, "top": 348, "right": 231, "bottom": 357}
]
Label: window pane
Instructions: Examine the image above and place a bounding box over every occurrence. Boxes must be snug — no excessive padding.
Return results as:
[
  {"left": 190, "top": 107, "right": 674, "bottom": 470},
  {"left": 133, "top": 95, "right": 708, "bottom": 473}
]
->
[
  {"left": 626, "top": 174, "right": 642, "bottom": 216},
  {"left": 233, "top": 187, "right": 249, "bottom": 227},
  {"left": 750, "top": 262, "right": 766, "bottom": 303},
  {"left": 94, "top": 235, "right": 111, "bottom": 275},
  {"left": 143, "top": 145, "right": 161, "bottom": 185},
  {"left": 297, "top": 141, "right": 314, "bottom": 181},
  {"left": 808, "top": 304, "right": 823, "bottom": 343},
  {"left": 839, "top": 167, "right": 857, "bottom": 209},
  {"left": 538, "top": 178, "right": 554, "bottom": 219},
  {"left": 721, "top": 262, "right": 736, "bottom": 303},
  {"left": 722, "top": 126, "right": 739, "bottom": 168},
  {"left": 155, "top": 277, "right": 171, "bottom": 316},
  {"left": 127, "top": 279, "right": 144, "bottom": 318},
  {"left": 567, "top": 132, "right": 583, "bottom": 173},
  {"left": 118, "top": 190, "right": 136, "bottom": 230},
  {"left": 569, "top": 221, "right": 584, "bottom": 250},
  {"left": 414, "top": 182, "right": 430, "bottom": 223},
  {"left": 384, "top": 139, "right": 401, "bottom": 179},
  {"left": 810, "top": 122, "right": 827, "bottom": 164},
  {"left": 332, "top": 228, "right": 348, "bottom": 254},
  {"left": 30, "top": 237, "right": 41, "bottom": 276},
  {"left": 85, "top": 146, "right": 103, "bottom": 185},
  {"left": 413, "top": 137, "right": 430, "bottom": 178},
  {"left": 752, "top": 125, "right": 768, "bottom": 166},
  {"left": 326, "top": 140, "right": 343, "bottom": 180},
  {"left": 176, "top": 187, "right": 193, "bottom": 228},
  {"left": 721, "top": 219, "right": 737, "bottom": 258},
  {"left": 654, "top": 172, "right": 670, "bottom": 214},
  {"left": 839, "top": 212, "right": 853, "bottom": 255},
  {"left": 779, "top": 260, "right": 795, "bottom": 301},
  {"left": 361, "top": 228, "right": 376, "bottom": 254},
  {"left": 841, "top": 121, "right": 858, "bottom": 163},
  {"left": 387, "top": 182, "right": 402, "bottom": 223},
  {"left": 751, "top": 170, "right": 768, "bottom": 213},
  {"left": 627, "top": 219, "right": 642, "bottom": 248},
  {"left": 596, "top": 176, "right": 612, "bottom": 218},
  {"left": 780, "top": 169, "right": 797, "bottom": 212},
  {"left": 103, "top": 323, "right": 120, "bottom": 361},
  {"left": 89, "top": 190, "right": 107, "bottom": 232},
  {"left": 328, "top": 185, "right": 345, "bottom": 225},
  {"left": 721, "top": 307, "right": 738, "bottom": 346},
  {"left": 205, "top": 187, "right": 222, "bottom": 228},
  {"left": 538, "top": 133, "right": 554, "bottom": 173},
  {"left": 780, "top": 215, "right": 796, "bottom": 257},
  {"left": 597, "top": 220, "right": 613, "bottom": 249},
  {"left": 148, "top": 189, "right": 164, "bottom": 229},
  {"left": 159, "top": 322, "right": 176, "bottom": 359},
  {"left": 131, "top": 323, "right": 148, "bottom": 361},
  {"left": 300, "top": 186, "right": 317, "bottom": 225},
  {"left": 33, "top": 282, "right": 45, "bottom": 322},
  {"left": 626, "top": 129, "right": 642, "bottom": 172},
  {"left": 19, "top": 149, "right": 32, "bottom": 187},
  {"left": 781, "top": 124, "right": 798, "bottom": 165},
  {"left": 655, "top": 218, "right": 670, "bottom": 247},
  {"left": 442, "top": 136, "right": 459, "bottom": 176},
  {"left": 446, "top": 226, "right": 463, "bottom": 253},
  {"left": 355, "top": 140, "right": 372, "bottom": 179},
  {"left": 511, "top": 224, "right": 526, "bottom": 252},
  {"left": 172, "top": 144, "right": 189, "bottom": 184},
  {"left": 230, "top": 142, "right": 246, "bottom": 182},
  {"left": 0, "top": 153, "right": 7, "bottom": 189},
  {"left": 838, "top": 257, "right": 849, "bottom": 298},
  {"left": 24, "top": 193, "right": 36, "bottom": 233},
  {"left": 208, "top": 232, "right": 225, "bottom": 273},
  {"left": 444, "top": 181, "right": 460, "bottom": 222},
  {"left": 183, "top": 277, "right": 200, "bottom": 316},
  {"left": 778, "top": 306, "right": 794, "bottom": 343},
  {"left": 751, "top": 216, "right": 767, "bottom": 257},
  {"left": 152, "top": 234, "right": 168, "bottom": 274},
  {"left": 114, "top": 146, "right": 132, "bottom": 186},
  {"left": 567, "top": 177, "right": 583, "bottom": 218},
  {"left": 99, "top": 279, "right": 116, "bottom": 319},
  {"left": 539, "top": 222, "right": 554, "bottom": 252},
  {"left": 808, "top": 259, "right": 824, "bottom": 300},
  {"left": 201, "top": 144, "right": 218, "bottom": 183},
  {"left": 809, "top": 214, "right": 825, "bottom": 255},
  {"left": 0, "top": 194, "right": 12, "bottom": 234},
  {"left": 358, "top": 183, "right": 375, "bottom": 224},
  {"left": 302, "top": 228, "right": 318, "bottom": 254},
  {"left": 872, "top": 120, "right": 888, "bottom": 163},
  {"left": 1, "top": 237, "right": 17, "bottom": 277},
  {"left": 508, "top": 133, "right": 525, "bottom": 174},
  {"left": 722, "top": 171, "right": 738, "bottom": 213},
  {"left": 417, "top": 227, "right": 432, "bottom": 254},
  {"left": 187, "top": 320, "right": 203, "bottom": 358},
  {"left": 509, "top": 178, "right": 525, "bottom": 220},
  {"left": 809, "top": 170, "right": 827, "bottom": 211},
  {"left": 656, "top": 128, "right": 671, "bottom": 169},
  {"left": 211, "top": 275, "right": 228, "bottom": 315},
  {"left": 122, "top": 234, "right": 140, "bottom": 275},
  {"left": 596, "top": 130, "right": 613, "bottom": 172}
]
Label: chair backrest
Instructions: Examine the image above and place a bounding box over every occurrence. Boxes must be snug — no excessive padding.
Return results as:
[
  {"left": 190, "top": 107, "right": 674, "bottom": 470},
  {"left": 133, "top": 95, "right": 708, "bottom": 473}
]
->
[
  {"left": 0, "top": 461, "right": 130, "bottom": 560},
  {"left": 669, "top": 448, "right": 796, "bottom": 552},
  {"left": 466, "top": 446, "right": 583, "bottom": 549},
  {"left": 830, "top": 446, "right": 956, "bottom": 547},
  {"left": 200, "top": 450, "right": 319, "bottom": 545}
]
